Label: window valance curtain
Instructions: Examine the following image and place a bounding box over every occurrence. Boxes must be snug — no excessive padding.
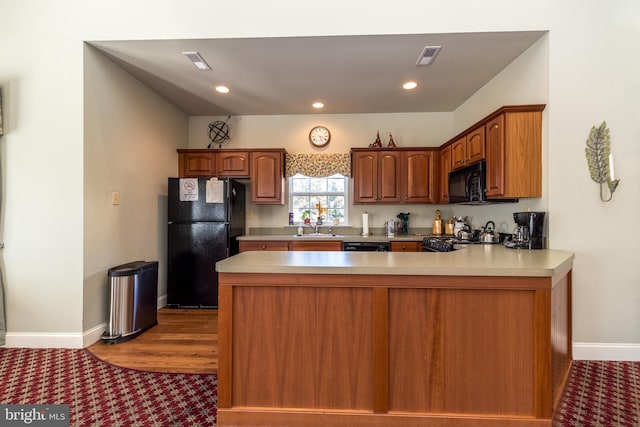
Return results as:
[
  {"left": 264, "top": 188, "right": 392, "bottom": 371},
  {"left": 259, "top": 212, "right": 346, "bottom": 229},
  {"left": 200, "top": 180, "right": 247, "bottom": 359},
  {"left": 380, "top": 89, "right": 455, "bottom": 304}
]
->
[{"left": 285, "top": 153, "right": 351, "bottom": 178}]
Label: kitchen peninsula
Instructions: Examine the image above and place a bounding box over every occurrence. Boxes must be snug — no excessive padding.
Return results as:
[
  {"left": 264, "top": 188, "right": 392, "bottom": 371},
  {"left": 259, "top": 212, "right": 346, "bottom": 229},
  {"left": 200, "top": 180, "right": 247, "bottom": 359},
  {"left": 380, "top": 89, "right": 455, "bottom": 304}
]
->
[{"left": 215, "top": 246, "right": 574, "bottom": 427}]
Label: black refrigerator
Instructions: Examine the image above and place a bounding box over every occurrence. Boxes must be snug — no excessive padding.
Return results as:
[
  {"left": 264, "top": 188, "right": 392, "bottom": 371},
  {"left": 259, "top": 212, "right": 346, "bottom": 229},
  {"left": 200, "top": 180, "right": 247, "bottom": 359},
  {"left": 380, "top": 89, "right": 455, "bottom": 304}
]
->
[{"left": 167, "top": 177, "right": 245, "bottom": 308}]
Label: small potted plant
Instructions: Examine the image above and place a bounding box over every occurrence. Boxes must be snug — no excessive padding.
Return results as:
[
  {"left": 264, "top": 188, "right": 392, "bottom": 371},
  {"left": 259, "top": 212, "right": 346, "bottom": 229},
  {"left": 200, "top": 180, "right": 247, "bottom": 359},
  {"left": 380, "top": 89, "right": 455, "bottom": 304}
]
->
[
  {"left": 331, "top": 209, "right": 341, "bottom": 225},
  {"left": 302, "top": 210, "right": 311, "bottom": 224}
]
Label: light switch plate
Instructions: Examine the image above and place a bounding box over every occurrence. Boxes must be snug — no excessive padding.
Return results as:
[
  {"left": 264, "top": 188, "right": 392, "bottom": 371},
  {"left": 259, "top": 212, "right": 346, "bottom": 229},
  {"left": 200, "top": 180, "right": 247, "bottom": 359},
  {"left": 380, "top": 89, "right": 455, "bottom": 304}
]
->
[{"left": 111, "top": 192, "right": 120, "bottom": 205}]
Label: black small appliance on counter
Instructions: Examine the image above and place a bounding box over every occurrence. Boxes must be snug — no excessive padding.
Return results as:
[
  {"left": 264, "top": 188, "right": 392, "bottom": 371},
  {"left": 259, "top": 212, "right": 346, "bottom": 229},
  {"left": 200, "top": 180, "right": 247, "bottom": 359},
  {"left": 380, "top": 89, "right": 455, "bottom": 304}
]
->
[
  {"left": 505, "top": 211, "right": 546, "bottom": 249},
  {"left": 422, "top": 237, "right": 455, "bottom": 252}
]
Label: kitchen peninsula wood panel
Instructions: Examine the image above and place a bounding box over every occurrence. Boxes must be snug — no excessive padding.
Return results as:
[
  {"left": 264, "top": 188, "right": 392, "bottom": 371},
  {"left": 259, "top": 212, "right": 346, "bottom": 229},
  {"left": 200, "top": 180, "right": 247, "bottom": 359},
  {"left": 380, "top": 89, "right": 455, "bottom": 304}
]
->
[{"left": 217, "top": 264, "right": 573, "bottom": 427}]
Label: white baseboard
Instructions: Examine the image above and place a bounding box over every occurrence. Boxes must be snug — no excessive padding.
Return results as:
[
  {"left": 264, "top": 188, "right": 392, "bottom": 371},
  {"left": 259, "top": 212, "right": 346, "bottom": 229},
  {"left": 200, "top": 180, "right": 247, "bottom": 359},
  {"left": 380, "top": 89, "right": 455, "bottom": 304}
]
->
[
  {"left": 158, "top": 294, "right": 167, "bottom": 309},
  {"left": 83, "top": 322, "right": 107, "bottom": 347},
  {"left": 573, "top": 342, "right": 640, "bottom": 361},
  {"left": 3, "top": 332, "right": 85, "bottom": 348}
]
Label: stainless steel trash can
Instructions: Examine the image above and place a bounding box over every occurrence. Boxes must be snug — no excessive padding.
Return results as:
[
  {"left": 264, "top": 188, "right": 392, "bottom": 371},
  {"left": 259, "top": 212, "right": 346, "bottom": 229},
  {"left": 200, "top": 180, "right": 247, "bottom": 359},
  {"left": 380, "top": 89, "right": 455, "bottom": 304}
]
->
[{"left": 101, "top": 260, "right": 158, "bottom": 344}]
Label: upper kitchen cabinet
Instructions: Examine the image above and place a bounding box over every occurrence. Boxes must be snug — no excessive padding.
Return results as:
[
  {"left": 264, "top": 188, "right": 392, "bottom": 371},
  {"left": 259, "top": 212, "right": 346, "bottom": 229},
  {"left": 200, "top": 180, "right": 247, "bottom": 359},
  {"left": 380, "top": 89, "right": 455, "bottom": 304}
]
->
[
  {"left": 438, "top": 145, "right": 451, "bottom": 204},
  {"left": 178, "top": 149, "right": 216, "bottom": 177},
  {"left": 216, "top": 151, "right": 250, "bottom": 177},
  {"left": 351, "top": 148, "right": 436, "bottom": 204},
  {"left": 402, "top": 150, "right": 436, "bottom": 203},
  {"left": 451, "top": 125, "right": 485, "bottom": 170},
  {"left": 485, "top": 105, "right": 545, "bottom": 199},
  {"left": 352, "top": 149, "right": 402, "bottom": 204},
  {"left": 177, "top": 149, "right": 249, "bottom": 178},
  {"left": 250, "top": 149, "right": 286, "bottom": 204}
]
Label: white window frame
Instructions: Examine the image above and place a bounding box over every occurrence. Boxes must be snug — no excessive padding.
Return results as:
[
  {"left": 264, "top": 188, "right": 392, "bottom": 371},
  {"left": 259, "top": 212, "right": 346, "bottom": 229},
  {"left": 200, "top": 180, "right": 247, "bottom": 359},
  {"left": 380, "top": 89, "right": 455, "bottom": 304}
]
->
[{"left": 288, "top": 174, "right": 349, "bottom": 225}]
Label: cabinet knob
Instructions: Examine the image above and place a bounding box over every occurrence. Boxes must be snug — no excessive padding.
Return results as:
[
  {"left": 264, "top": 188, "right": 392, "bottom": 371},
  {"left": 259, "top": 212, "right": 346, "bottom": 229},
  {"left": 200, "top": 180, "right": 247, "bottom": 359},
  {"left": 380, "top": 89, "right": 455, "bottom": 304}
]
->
[{"left": 261, "top": 244, "right": 267, "bottom": 250}]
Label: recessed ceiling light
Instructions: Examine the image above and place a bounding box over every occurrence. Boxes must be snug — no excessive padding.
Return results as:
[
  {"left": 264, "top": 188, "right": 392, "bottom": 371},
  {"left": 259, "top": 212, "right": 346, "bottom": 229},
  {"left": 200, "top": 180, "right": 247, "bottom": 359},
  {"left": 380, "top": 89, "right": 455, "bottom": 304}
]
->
[
  {"left": 403, "top": 81, "right": 418, "bottom": 90},
  {"left": 215, "top": 85, "right": 230, "bottom": 94},
  {"left": 312, "top": 102, "right": 324, "bottom": 109},
  {"left": 182, "top": 51, "right": 212, "bottom": 71},
  {"left": 415, "top": 46, "right": 442, "bottom": 67}
]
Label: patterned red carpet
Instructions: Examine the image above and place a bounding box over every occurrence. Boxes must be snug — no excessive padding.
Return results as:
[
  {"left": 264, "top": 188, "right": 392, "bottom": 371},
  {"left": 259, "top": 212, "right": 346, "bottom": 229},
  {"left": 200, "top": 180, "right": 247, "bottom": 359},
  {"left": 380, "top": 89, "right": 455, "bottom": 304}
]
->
[
  {"left": 1, "top": 349, "right": 639, "bottom": 426},
  {"left": 0, "top": 348, "right": 217, "bottom": 426},
  {"left": 554, "top": 360, "right": 640, "bottom": 427}
]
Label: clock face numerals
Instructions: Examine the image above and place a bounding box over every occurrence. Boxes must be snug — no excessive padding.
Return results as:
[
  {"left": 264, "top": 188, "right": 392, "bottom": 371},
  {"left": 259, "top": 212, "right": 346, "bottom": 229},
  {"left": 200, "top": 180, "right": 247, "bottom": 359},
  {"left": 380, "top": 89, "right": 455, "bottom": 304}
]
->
[{"left": 309, "top": 126, "right": 330, "bottom": 147}]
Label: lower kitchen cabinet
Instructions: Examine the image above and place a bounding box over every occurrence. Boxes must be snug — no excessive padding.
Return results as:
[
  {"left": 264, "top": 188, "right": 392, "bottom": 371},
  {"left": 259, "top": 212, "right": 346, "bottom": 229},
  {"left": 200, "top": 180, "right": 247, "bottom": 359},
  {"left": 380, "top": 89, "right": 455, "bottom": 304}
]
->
[
  {"left": 390, "top": 241, "right": 421, "bottom": 252},
  {"left": 239, "top": 241, "right": 289, "bottom": 252},
  {"left": 289, "top": 240, "right": 342, "bottom": 251},
  {"left": 239, "top": 239, "right": 344, "bottom": 252}
]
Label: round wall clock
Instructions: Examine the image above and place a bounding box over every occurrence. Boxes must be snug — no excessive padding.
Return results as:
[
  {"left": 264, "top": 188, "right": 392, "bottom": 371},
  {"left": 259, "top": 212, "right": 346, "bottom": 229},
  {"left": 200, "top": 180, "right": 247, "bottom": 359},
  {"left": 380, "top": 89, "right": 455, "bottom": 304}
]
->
[{"left": 309, "top": 125, "right": 331, "bottom": 148}]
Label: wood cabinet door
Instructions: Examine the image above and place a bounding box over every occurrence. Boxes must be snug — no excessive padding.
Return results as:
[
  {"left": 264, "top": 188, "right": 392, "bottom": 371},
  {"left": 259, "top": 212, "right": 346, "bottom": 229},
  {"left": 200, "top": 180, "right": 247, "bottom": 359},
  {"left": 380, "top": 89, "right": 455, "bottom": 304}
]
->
[
  {"left": 289, "top": 241, "right": 342, "bottom": 251},
  {"left": 466, "top": 125, "right": 485, "bottom": 164},
  {"left": 439, "top": 145, "right": 451, "bottom": 204},
  {"left": 217, "top": 151, "right": 249, "bottom": 177},
  {"left": 250, "top": 151, "right": 284, "bottom": 204},
  {"left": 390, "top": 241, "right": 421, "bottom": 252},
  {"left": 485, "top": 115, "right": 505, "bottom": 197},
  {"left": 378, "top": 151, "right": 402, "bottom": 203},
  {"left": 179, "top": 151, "right": 216, "bottom": 177},
  {"left": 402, "top": 151, "right": 434, "bottom": 203},
  {"left": 239, "top": 240, "right": 290, "bottom": 252},
  {"left": 450, "top": 136, "right": 467, "bottom": 170},
  {"left": 352, "top": 151, "right": 379, "bottom": 203}
]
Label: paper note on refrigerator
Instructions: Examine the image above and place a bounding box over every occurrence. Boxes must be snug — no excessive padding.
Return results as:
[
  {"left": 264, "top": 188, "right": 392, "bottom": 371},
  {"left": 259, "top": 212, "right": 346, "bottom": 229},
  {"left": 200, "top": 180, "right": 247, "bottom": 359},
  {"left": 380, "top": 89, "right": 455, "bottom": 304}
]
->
[
  {"left": 206, "top": 178, "right": 224, "bottom": 203},
  {"left": 179, "top": 178, "right": 198, "bottom": 201}
]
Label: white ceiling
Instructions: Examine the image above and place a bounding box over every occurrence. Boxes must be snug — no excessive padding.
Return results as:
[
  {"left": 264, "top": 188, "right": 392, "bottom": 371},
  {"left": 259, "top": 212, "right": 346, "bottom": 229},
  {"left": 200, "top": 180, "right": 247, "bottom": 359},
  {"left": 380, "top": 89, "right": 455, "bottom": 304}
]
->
[{"left": 89, "top": 31, "right": 545, "bottom": 116}]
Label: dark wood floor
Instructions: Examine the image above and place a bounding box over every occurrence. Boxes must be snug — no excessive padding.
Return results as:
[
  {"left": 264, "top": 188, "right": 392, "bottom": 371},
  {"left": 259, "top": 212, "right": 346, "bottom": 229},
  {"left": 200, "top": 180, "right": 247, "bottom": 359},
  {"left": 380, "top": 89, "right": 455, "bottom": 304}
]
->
[{"left": 87, "top": 308, "right": 218, "bottom": 374}]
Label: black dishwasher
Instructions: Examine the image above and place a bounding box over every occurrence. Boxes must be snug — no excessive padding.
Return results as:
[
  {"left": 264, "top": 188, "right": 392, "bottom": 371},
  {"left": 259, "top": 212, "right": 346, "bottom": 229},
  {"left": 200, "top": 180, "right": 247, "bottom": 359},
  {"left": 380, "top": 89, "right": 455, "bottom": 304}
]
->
[{"left": 342, "top": 241, "right": 390, "bottom": 252}]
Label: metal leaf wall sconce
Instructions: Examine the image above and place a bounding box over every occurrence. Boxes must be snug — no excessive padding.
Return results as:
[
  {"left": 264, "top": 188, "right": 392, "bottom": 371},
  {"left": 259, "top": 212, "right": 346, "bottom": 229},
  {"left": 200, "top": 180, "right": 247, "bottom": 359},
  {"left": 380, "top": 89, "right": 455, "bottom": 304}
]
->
[{"left": 585, "top": 121, "right": 620, "bottom": 202}]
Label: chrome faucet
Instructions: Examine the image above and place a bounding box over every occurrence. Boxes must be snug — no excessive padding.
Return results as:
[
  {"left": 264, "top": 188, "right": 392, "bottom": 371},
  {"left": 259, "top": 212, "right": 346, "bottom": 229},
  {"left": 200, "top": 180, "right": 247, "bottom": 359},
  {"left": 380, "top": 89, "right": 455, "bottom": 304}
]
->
[{"left": 304, "top": 222, "right": 321, "bottom": 234}]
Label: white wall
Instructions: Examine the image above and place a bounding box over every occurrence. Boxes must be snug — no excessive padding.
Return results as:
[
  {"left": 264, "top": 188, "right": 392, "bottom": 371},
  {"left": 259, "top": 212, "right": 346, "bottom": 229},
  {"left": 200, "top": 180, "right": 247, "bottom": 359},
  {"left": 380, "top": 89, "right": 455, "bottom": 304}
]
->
[
  {"left": 83, "top": 45, "right": 187, "bottom": 343},
  {"left": 1, "top": 0, "right": 639, "bottom": 357},
  {"left": 0, "top": 31, "right": 84, "bottom": 346},
  {"left": 547, "top": 2, "right": 640, "bottom": 356}
]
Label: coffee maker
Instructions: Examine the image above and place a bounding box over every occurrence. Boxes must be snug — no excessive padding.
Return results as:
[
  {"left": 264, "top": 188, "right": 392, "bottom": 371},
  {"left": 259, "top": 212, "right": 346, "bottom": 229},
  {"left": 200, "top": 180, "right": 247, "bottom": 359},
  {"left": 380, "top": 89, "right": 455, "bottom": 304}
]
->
[{"left": 507, "top": 211, "right": 546, "bottom": 249}]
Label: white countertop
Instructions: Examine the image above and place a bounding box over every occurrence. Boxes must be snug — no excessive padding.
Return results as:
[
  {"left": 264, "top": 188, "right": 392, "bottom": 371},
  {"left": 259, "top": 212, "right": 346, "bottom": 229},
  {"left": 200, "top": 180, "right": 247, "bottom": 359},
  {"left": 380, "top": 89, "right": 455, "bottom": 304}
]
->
[{"left": 216, "top": 245, "right": 574, "bottom": 277}]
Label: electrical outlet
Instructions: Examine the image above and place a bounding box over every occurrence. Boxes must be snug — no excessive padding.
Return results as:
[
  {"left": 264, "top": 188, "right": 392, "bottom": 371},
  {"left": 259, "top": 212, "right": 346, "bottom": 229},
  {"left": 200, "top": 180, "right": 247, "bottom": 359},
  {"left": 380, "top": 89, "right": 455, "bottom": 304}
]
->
[{"left": 111, "top": 192, "right": 120, "bottom": 205}]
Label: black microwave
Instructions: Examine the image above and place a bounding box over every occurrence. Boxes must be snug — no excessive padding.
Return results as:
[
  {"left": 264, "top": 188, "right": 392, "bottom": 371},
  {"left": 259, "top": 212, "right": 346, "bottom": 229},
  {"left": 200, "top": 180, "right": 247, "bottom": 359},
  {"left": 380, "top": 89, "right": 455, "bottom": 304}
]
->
[
  {"left": 448, "top": 161, "right": 486, "bottom": 204},
  {"left": 448, "top": 161, "right": 517, "bottom": 204}
]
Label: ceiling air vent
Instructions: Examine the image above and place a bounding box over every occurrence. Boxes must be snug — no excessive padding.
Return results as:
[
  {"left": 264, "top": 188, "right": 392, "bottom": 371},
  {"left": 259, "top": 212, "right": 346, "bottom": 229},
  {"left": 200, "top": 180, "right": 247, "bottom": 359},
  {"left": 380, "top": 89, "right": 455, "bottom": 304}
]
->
[
  {"left": 415, "top": 46, "right": 442, "bottom": 67},
  {"left": 182, "top": 51, "right": 212, "bottom": 71}
]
